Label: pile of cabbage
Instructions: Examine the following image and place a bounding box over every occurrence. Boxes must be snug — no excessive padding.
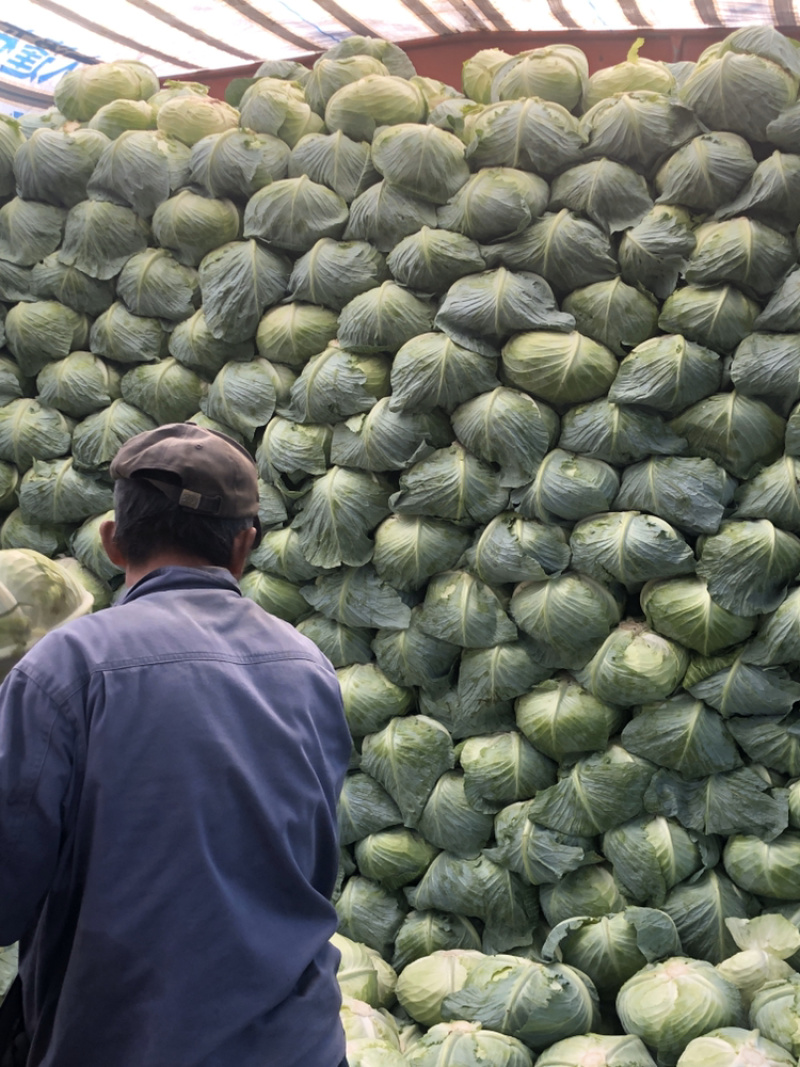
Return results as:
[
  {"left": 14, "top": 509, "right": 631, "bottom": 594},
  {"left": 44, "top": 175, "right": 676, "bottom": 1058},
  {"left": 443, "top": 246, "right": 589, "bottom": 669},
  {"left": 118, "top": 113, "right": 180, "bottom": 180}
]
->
[{"left": 2, "top": 27, "right": 800, "bottom": 1065}]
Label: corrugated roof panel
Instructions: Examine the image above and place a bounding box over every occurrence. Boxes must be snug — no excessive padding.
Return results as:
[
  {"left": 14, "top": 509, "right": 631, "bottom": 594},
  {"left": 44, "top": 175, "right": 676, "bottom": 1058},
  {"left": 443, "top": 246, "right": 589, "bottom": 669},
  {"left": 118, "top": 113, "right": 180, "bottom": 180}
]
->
[{"left": 1, "top": 0, "right": 799, "bottom": 116}]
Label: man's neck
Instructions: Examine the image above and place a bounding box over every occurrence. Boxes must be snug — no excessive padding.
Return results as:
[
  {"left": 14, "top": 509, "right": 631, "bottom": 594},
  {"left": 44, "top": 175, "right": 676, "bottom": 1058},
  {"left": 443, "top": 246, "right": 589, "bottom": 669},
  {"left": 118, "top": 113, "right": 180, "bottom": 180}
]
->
[{"left": 124, "top": 553, "right": 224, "bottom": 588}]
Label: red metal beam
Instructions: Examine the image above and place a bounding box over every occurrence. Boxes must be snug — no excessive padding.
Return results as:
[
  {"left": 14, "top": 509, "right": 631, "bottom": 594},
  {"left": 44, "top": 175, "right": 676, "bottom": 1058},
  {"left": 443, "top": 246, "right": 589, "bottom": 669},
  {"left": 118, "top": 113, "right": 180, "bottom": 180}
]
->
[{"left": 166, "top": 26, "right": 800, "bottom": 99}]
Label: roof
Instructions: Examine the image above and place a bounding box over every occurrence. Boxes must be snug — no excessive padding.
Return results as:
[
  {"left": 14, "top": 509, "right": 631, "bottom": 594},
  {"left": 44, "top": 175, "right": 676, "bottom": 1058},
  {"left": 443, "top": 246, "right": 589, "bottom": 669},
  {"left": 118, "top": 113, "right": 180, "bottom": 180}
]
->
[{"left": 1, "top": 0, "right": 798, "bottom": 115}]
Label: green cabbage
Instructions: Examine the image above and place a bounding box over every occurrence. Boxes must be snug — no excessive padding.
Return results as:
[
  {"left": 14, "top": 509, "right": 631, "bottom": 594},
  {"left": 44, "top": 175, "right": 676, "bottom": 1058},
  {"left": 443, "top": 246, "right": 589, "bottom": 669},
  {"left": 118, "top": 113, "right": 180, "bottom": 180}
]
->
[
  {"left": 617, "top": 958, "right": 744, "bottom": 1065},
  {"left": 289, "top": 131, "right": 379, "bottom": 202},
  {"left": 55, "top": 60, "right": 159, "bottom": 121},
  {"left": 14, "top": 129, "right": 110, "bottom": 208},
  {"left": 371, "top": 124, "right": 468, "bottom": 204},
  {"left": 190, "top": 129, "right": 289, "bottom": 201},
  {"left": 87, "top": 130, "right": 191, "bottom": 217}
]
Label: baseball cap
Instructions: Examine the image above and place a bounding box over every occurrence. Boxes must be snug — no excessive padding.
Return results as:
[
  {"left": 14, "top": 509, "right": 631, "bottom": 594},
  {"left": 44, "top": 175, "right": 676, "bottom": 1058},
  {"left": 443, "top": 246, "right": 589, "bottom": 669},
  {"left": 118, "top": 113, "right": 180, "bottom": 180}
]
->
[{"left": 110, "top": 423, "right": 262, "bottom": 544}]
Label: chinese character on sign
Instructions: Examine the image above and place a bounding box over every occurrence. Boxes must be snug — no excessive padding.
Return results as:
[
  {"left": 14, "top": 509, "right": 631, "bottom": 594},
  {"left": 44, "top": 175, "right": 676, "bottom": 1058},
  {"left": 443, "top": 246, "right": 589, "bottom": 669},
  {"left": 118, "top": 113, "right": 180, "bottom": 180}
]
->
[{"left": 0, "top": 31, "right": 78, "bottom": 84}]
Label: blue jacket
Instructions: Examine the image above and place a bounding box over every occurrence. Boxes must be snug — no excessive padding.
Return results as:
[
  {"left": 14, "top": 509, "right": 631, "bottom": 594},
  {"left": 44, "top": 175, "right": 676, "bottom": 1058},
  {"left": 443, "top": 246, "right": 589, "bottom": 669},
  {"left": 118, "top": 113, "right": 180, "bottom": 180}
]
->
[{"left": 0, "top": 566, "right": 351, "bottom": 1067}]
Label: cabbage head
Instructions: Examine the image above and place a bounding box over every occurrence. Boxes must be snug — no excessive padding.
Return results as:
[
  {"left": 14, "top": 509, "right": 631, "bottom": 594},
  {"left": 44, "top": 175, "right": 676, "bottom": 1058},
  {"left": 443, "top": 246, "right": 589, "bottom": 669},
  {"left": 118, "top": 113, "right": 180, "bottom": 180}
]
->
[
  {"left": 59, "top": 200, "right": 150, "bottom": 281},
  {"left": 31, "top": 255, "right": 115, "bottom": 317},
  {"left": 304, "top": 56, "right": 389, "bottom": 115},
  {"left": 585, "top": 38, "right": 675, "bottom": 106},
  {"left": 676, "top": 1027, "right": 796, "bottom": 1067},
  {"left": 514, "top": 449, "right": 620, "bottom": 526},
  {"left": 659, "top": 285, "right": 759, "bottom": 354},
  {"left": 88, "top": 98, "right": 156, "bottom": 140},
  {"left": 87, "top": 130, "right": 191, "bottom": 218},
  {"left": 199, "top": 239, "right": 289, "bottom": 343},
  {"left": 321, "top": 35, "right": 415, "bottom": 77},
  {"left": 543, "top": 907, "right": 683, "bottom": 1001},
  {"left": 562, "top": 278, "right": 659, "bottom": 358},
  {"left": 152, "top": 190, "right": 240, "bottom": 267},
  {"left": 18, "top": 458, "right": 114, "bottom": 526},
  {"left": 395, "top": 950, "right": 485, "bottom": 1027},
  {"left": 537, "top": 1033, "right": 656, "bottom": 1067},
  {"left": 717, "top": 916, "right": 800, "bottom": 1009},
  {"left": 435, "top": 268, "right": 574, "bottom": 358},
  {"left": 615, "top": 456, "right": 736, "bottom": 536},
  {"left": 190, "top": 128, "right": 290, "bottom": 201},
  {"left": 389, "top": 332, "right": 498, "bottom": 414},
  {"left": 344, "top": 181, "right": 437, "bottom": 252},
  {"left": 90, "top": 303, "right": 168, "bottom": 365},
  {"left": 503, "top": 331, "right": 616, "bottom": 407},
  {"left": 604, "top": 816, "right": 713, "bottom": 907},
  {"left": 5, "top": 300, "right": 89, "bottom": 376},
  {"left": 372, "top": 515, "right": 472, "bottom": 592},
  {"left": 463, "top": 48, "right": 512, "bottom": 103},
  {"left": 641, "top": 577, "right": 757, "bottom": 656},
  {"left": 681, "top": 48, "right": 798, "bottom": 142},
  {"left": 724, "top": 833, "right": 800, "bottom": 901},
  {"left": 750, "top": 974, "right": 800, "bottom": 1058},
  {"left": 674, "top": 390, "right": 785, "bottom": 478},
  {"left": 335, "top": 876, "right": 408, "bottom": 958},
  {"left": 491, "top": 45, "right": 587, "bottom": 109},
  {"left": 510, "top": 573, "right": 622, "bottom": 669},
  {"left": 655, "top": 132, "right": 756, "bottom": 213},
  {"left": 360, "top": 714, "right": 454, "bottom": 827},
  {"left": 392, "top": 911, "right": 481, "bottom": 972},
  {"left": 121, "top": 359, "right": 206, "bottom": 425},
  {"left": 338, "top": 282, "right": 435, "bottom": 355},
  {"left": 438, "top": 168, "right": 548, "bottom": 243},
  {"left": 516, "top": 675, "right": 624, "bottom": 761},
  {"left": 55, "top": 60, "right": 159, "bottom": 121},
  {"left": 244, "top": 176, "right": 348, "bottom": 254},
  {"left": 288, "top": 239, "right": 387, "bottom": 310},
  {"left": 621, "top": 695, "right": 741, "bottom": 779},
  {"left": 618, "top": 206, "right": 697, "bottom": 301},
  {"left": 71, "top": 400, "right": 156, "bottom": 473},
  {"left": 0, "top": 547, "right": 93, "bottom": 677},
  {"left": 116, "top": 248, "right": 199, "bottom": 322},
  {"left": 576, "top": 622, "right": 689, "bottom": 707},
  {"left": 156, "top": 95, "right": 239, "bottom": 146},
  {"left": 256, "top": 303, "right": 338, "bottom": 370},
  {"left": 696, "top": 520, "right": 800, "bottom": 616},
  {"left": 406, "top": 1020, "right": 534, "bottom": 1067},
  {"left": 483, "top": 210, "right": 617, "bottom": 295},
  {"left": 371, "top": 124, "right": 468, "bottom": 204},
  {"left": 452, "top": 388, "right": 558, "bottom": 489},
  {"left": 609, "top": 335, "right": 721, "bottom": 417},
  {"left": 528, "top": 745, "right": 653, "bottom": 837},
  {"left": 539, "top": 864, "right": 626, "bottom": 927},
  {"left": 441, "top": 954, "right": 600, "bottom": 1051},
  {"left": 466, "top": 98, "right": 585, "bottom": 177},
  {"left": 239, "top": 78, "right": 318, "bottom": 147},
  {"left": 0, "top": 198, "right": 66, "bottom": 267},
  {"left": 549, "top": 159, "right": 653, "bottom": 235},
  {"left": 14, "top": 129, "right": 109, "bottom": 209},
  {"left": 580, "top": 92, "right": 700, "bottom": 174},
  {"left": 355, "top": 828, "right": 438, "bottom": 892},
  {"left": 289, "top": 130, "right": 378, "bottom": 203},
  {"left": 617, "top": 958, "right": 744, "bottom": 1065},
  {"left": 0, "top": 400, "right": 72, "bottom": 473},
  {"left": 570, "top": 512, "right": 694, "bottom": 591},
  {"left": 325, "top": 76, "right": 427, "bottom": 141}
]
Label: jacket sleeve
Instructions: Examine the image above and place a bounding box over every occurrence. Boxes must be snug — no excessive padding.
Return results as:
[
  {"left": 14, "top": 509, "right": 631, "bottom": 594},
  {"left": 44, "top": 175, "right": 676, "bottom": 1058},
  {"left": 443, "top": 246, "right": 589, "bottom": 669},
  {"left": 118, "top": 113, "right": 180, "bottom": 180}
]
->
[{"left": 0, "top": 667, "right": 76, "bottom": 945}]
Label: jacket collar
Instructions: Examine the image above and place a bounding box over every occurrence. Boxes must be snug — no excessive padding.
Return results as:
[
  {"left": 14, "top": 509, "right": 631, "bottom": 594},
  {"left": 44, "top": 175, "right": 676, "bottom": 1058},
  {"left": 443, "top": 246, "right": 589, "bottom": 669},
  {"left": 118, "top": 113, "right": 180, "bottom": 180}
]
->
[{"left": 117, "top": 566, "right": 241, "bottom": 606}]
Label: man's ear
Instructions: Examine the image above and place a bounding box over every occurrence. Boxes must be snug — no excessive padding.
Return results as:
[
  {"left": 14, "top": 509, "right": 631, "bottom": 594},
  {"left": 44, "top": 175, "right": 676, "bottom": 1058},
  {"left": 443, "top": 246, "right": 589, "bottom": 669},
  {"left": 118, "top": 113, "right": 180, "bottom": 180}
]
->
[
  {"left": 100, "top": 520, "right": 126, "bottom": 568},
  {"left": 229, "top": 525, "right": 257, "bottom": 580}
]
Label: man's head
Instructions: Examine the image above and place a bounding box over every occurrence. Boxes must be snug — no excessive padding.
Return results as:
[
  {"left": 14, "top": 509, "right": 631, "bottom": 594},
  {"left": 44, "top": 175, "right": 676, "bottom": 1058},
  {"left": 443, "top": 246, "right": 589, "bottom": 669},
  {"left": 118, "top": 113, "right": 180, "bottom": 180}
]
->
[{"left": 101, "top": 423, "right": 261, "bottom": 581}]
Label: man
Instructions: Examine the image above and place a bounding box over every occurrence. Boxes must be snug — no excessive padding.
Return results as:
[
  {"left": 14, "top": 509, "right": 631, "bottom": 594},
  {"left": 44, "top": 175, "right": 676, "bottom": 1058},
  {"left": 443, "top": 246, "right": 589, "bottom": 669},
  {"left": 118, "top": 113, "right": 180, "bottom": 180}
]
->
[{"left": 0, "top": 423, "right": 351, "bottom": 1067}]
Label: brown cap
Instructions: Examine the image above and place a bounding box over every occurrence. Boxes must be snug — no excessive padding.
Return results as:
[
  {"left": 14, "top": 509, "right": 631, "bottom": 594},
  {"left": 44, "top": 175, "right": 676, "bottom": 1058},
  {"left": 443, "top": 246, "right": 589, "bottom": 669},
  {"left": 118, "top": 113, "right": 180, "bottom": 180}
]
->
[{"left": 110, "top": 424, "right": 261, "bottom": 540}]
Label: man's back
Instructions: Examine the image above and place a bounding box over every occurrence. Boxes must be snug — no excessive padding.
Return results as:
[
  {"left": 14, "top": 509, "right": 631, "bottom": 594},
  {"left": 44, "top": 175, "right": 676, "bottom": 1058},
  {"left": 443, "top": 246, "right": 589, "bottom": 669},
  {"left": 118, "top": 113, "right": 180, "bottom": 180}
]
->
[{"left": 0, "top": 565, "right": 351, "bottom": 1067}]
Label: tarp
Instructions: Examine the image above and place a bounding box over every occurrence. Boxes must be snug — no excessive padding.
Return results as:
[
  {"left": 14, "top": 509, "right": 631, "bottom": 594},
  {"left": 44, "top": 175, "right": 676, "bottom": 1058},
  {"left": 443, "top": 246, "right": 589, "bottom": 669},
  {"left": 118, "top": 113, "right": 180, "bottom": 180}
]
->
[{"left": 0, "top": 0, "right": 795, "bottom": 116}]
